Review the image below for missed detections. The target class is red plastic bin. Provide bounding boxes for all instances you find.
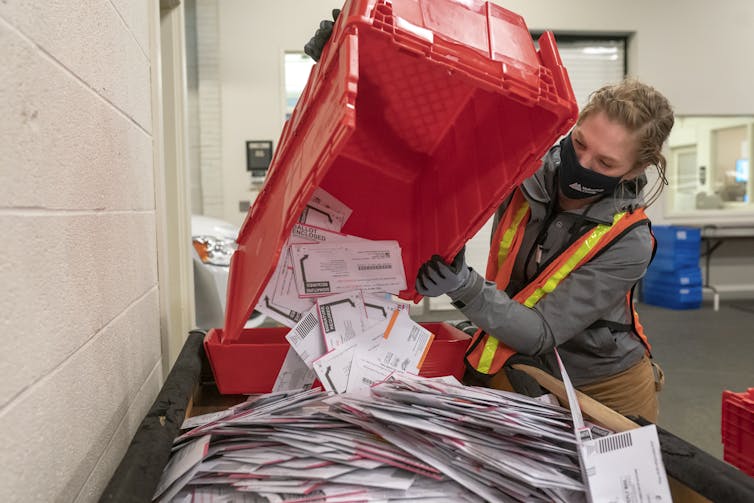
[722,388,754,477]
[205,0,578,394]
[205,322,470,394]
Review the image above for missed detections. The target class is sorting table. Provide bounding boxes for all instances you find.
[700,225,754,311]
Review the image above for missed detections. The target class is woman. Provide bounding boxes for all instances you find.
[303,15,674,420]
[416,80,674,421]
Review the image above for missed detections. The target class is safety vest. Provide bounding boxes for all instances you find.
[465,188,653,376]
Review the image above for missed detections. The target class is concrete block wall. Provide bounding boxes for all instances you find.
[196,0,225,219]
[0,1,162,501]
[185,0,204,215]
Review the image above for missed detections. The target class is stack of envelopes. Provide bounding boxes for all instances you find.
[255,187,407,328]
[252,189,439,394]
[155,373,590,502]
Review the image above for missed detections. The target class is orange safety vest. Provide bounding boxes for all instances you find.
[465,188,653,376]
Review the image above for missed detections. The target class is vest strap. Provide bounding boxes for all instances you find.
[588,319,633,333]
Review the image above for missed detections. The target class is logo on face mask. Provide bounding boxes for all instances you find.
[558,134,622,200]
[567,182,604,195]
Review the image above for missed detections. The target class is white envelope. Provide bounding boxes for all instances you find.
[358,310,435,374]
[256,244,315,327]
[285,305,327,367]
[345,357,396,393]
[300,187,353,231]
[579,425,672,502]
[554,349,672,502]
[362,293,408,329]
[309,187,352,214]
[153,434,211,500]
[290,223,366,245]
[330,467,416,490]
[271,248,315,310]
[289,241,407,297]
[312,341,358,394]
[317,291,367,350]
[272,347,316,392]
[257,224,367,326]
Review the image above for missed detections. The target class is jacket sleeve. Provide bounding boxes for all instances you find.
[448,224,653,355]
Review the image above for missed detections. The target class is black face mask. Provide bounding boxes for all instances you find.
[558,134,622,199]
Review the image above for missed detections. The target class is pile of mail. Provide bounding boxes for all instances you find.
[254,189,438,394]
[155,373,588,502]
[255,188,406,327]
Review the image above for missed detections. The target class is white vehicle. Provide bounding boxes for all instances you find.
[191,215,266,330]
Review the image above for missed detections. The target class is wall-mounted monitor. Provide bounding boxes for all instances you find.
[735,158,749,182]
[246,140,273,178]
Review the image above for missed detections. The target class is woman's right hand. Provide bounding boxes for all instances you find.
[304,9,341,62]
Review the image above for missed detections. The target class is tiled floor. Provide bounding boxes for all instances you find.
[640,301,754,460]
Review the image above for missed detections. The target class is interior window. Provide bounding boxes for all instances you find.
[713,126,749,204]
[667,117,753,216]
[551,37,626,108]
[284,52,316,121]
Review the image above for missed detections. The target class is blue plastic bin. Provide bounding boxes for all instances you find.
[643,282,703,310]
[650,226,701,272]
[644,266,702,288]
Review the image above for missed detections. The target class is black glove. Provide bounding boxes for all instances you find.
[415,246,470,297]
[503,353,547,397]
[452,320,479,337]
[304,9,341,62]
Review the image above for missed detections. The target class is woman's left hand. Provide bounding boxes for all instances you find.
[415,246,470,297]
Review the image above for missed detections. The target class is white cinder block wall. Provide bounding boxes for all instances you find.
[0,1,163,501]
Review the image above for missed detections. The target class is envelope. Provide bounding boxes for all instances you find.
[272,348,317,392]
[317,291,367,350]
[290,223,367,245]
[286,305,327,367]
[312,341,358,394]
[345,357,396,393]
[358,310,434,374]
[257,223,365,326]
[300,187,353,231]
[256,244,315,327]
[362,293,408,329]
[290,241,407,297]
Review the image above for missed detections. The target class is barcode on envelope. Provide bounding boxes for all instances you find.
[296,313,318,339]
[358,263,392,271]
[598,431,633,454]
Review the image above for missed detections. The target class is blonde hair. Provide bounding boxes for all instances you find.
[578,79,675,206]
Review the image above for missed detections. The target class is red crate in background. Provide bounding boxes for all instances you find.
[205,0,578,394]
[722,388,754,477]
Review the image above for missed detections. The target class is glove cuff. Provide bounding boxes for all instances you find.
[447,268,483,305]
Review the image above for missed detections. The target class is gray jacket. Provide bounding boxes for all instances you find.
[449,144,653,386]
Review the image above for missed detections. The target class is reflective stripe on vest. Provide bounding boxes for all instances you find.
[485,189,530,290]
[467,189,651,375]
[517,211,626,307]
[498,201,530,269]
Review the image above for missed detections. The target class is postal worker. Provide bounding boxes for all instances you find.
[415,80,674,422]
[305,9,674,422]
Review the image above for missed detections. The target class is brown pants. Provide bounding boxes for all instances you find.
[577,355,662,422]
[485,355,663,422]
